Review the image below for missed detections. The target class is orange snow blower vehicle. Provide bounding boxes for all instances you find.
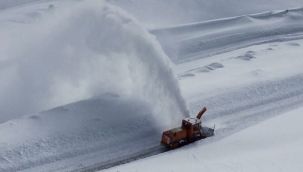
[161,107,214,149]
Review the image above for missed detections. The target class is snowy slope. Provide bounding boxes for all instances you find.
[103,28,303,172]
[1,32,303,172]
[1,0,303,171]
[153,8,303,62]
[2,0,303,28]
[109,0,303,27]
[177,39,303,143]
[177,39,303,100]
[105,106,303,172]
[0,95,161,172]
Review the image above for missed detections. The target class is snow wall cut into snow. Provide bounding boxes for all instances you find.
[0,0,188,127]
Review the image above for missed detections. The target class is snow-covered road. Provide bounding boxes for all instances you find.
[105,103,303,172]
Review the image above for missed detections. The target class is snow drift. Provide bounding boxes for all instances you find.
[0,0,188,125]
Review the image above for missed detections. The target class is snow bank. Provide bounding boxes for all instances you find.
[0,95,160,172]
[0,0,188,126]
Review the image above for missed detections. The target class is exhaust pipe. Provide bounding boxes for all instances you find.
[196,107,207,119]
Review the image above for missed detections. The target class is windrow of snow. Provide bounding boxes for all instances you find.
[0,0,188,125]
[153,8,303,63]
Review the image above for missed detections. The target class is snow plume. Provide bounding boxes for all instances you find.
[0,0,188,127]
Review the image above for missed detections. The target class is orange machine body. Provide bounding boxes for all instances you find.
[161,107,209,149]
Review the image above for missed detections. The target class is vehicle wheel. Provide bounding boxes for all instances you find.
[169,143,179,149]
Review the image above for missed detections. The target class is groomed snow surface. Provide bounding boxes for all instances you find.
[1,0,303,172]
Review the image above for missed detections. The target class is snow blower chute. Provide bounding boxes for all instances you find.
[161,107,214,149]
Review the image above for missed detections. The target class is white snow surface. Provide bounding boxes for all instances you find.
[1,29,303,172]
[1,0,303,172]
[153,7,303,62]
